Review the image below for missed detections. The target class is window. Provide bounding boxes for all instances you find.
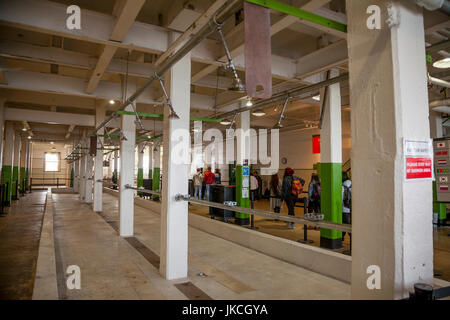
[45,152,60,172]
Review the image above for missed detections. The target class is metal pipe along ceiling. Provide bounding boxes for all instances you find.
[91,0,242,136]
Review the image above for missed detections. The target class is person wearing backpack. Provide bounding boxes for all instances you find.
[307,173,321,229]
[342,171,352,241]
[281,168,305,229]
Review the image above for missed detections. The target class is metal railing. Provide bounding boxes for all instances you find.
[175,194,352,233]
[30,177,71,190]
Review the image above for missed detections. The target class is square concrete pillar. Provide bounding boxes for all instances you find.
[160,51,191,280]
[347,0,433,299]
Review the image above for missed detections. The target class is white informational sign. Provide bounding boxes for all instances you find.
[242,176,249,188]
[403,139,434,181]
[242,187,249,199]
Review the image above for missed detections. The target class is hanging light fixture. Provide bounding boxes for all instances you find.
[252,109,266,117]
[246,99,253,107]
[312,95,320,101]
[214,15,245,92]
[220,119,231,126]
[433,57,450,69]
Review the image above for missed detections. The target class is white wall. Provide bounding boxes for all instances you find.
[30,142,70,187]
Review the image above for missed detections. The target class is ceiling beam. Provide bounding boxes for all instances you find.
[155,0,231,67]
[65,124,75,139]
[0,69,218,110]
[295,39,348,79]
[85,0,146,94]
[0,0,297,81]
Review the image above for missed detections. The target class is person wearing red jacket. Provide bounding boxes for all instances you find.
[203,167,215,201]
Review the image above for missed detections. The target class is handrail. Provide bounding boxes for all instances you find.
[176,195,351,233]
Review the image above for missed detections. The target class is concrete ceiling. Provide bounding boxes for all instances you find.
[0,0,447,145]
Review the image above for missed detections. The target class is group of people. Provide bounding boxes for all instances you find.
[193,167,221,201]
[268,167,352,233]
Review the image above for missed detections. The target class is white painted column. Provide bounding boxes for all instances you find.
[147,143,153,179]
[319,68,343,249]
[84,145,93,204]
[160,51,191,280]
[137,143,144,189]
[73,155,79,193]
[79,131,87,201]
[430,110,443,139]
[12,131,21,199]
[236,108,251,166]
[347,0,433,299]
[2,122,14,205]
[119,105,136,237]
[93,104,105,212]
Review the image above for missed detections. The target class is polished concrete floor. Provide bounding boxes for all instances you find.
[1,190,448,300]
[0,191,46,299]
[29,190,350,300]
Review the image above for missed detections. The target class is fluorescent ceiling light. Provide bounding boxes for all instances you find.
[433,57,450,69]
[220,119,231,125]
[312,95,320,101]
[252,109,266,117]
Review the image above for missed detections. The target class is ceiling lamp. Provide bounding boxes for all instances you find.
[27,136,31,139]
[229,77,245,92]
[50,141,54,144]
[109,100,115,105]
[433,57,450,69]
[246,99,253,107]
[252,109,266,117]
[312,95,320,101]
[22,128,27,131]
[220,119,231,126]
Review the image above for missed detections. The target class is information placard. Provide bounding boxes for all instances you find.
[404,139,433,181]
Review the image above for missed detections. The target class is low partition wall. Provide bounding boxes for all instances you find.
[103,187,352,283]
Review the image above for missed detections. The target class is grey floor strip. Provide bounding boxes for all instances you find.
[96,211,213,300]
[51,194,67,300]
[174,282,213,300]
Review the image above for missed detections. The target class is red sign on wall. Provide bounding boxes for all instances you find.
[405,157,432,180]
[312,135,320,154]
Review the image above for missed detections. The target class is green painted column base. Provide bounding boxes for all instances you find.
[20,167,25,193]
[433,181,447,225]
[112,171,118,190]
[152,168,160,201]
[235,165,250,226]
[320,162,343,250]
[12,166,19,200]
[1,165,12,206]
[25,168,29,191]
[137,168,143,196]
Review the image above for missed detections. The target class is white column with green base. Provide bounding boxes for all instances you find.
[12,132,21,200]
[319,68,343,249]
[2,122,14,205]
[0,99,5,182]
[235,107,251,225]
[119,104,136,237]
[160,48,191,280]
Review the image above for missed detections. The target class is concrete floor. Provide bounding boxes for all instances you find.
[1,190,448,299]
[29,190,351,300]
[0,191,46,299]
